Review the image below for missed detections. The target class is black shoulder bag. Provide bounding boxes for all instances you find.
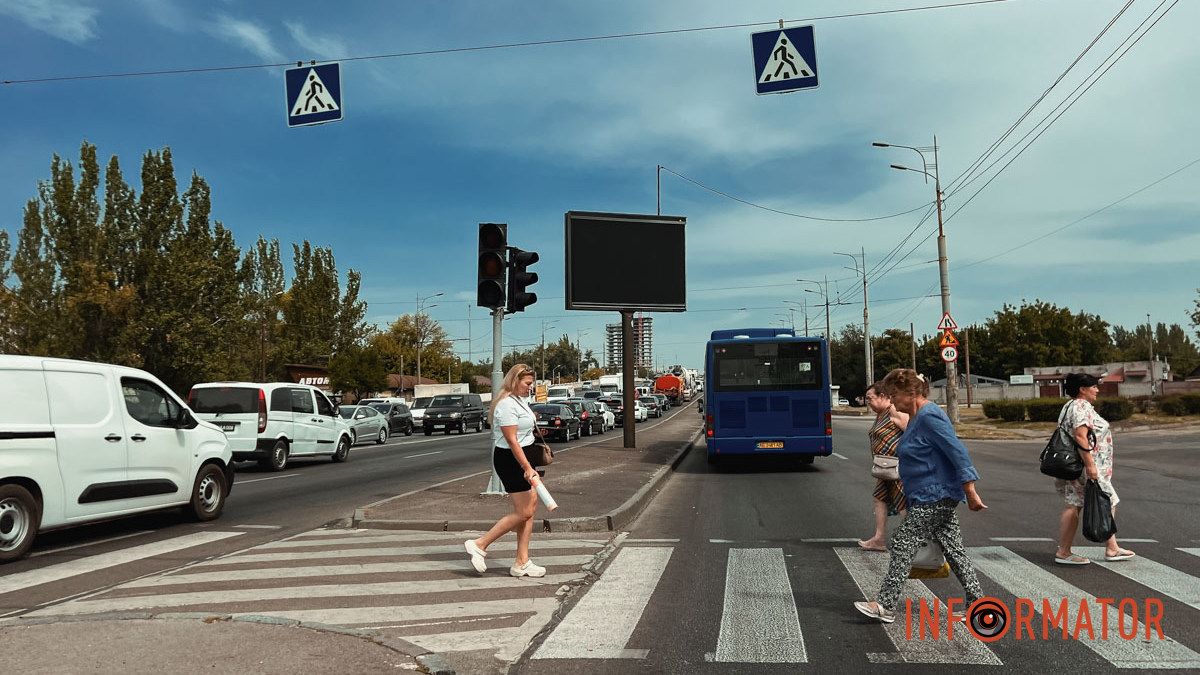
[1039,404,1087,480]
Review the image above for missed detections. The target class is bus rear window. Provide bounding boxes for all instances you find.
[713,342,822,392]
[190,387,258,414]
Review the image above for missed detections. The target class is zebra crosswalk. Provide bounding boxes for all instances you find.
[5,527,609,663]
[532,541,1200,669]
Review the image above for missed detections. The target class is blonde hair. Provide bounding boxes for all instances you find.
[489,363,536,423]
[881,368,930,399]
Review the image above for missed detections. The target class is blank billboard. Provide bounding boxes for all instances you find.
[565,211,686,311]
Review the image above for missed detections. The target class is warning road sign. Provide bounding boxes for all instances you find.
[939,331,959,348]
[937,312,958,331]
[751,26,819,95]
[286,63,342,128]
[941,346,958,363]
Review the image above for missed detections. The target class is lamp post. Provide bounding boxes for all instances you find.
[552,365,563,384]
[415,291,443,385]
[835,249,872,387]
[797,277,833,382]
[873,137,958,424]
[785,299,809,336]
[576,329,590,384]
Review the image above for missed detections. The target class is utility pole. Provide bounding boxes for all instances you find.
[836,249,872,388]
[491,308,503,396]
[910,322,917,371]
[964,327,973,407]
[1147,313,1155,396]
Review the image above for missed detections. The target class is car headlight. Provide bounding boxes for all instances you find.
[451,412,462,418]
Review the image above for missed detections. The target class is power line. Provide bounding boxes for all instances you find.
[659,166,933,223]
[3,0,1023,85]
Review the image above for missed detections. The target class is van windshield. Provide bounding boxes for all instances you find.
[548,388,569,397]
[412,397,433,408]
[190,387,258,414]
[430,395,464,407]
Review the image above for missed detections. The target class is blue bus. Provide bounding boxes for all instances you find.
[703,328,832,464]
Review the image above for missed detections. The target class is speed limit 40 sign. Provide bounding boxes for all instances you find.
[941,345,959,363]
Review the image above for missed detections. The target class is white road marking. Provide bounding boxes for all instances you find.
[29,573,584,618]
[402,451,443,459]
[832,452,849,460]
[0,531,244,596]
[710,548,806,663]
[260,532,607,549]
[236,473,300,485]
[1181,548,1200,558]
[834,548,1001,665]
[970,546,1200,669]
[232,524,283,530]
[122,554,596,586]
[1076,547,1200,612]
[624,538,680,543]
[989,537,1054,542]
[205,539,604,565]
[30,530,153,558]
[534,546,674,660]
[231,596,558,628]
[1116,538,1159,543]
[801,538,860,543]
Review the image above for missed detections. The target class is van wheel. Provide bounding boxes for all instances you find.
[188,465,226,522]
[474,419,483,433]
[0,484,41,563]
[332,436,351,463]
[404,424,413,437]
[260,440,289,472]
[376,427,388,444]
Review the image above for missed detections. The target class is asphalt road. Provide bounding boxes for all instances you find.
[516,418,1200,673]
[0,404,693,618]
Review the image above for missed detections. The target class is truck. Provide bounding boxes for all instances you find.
[654,374,685,403]
[414,383,469,399]
[598,374,622,395]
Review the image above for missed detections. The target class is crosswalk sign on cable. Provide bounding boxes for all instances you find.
[751,25,819,95]
[285,62,343,128]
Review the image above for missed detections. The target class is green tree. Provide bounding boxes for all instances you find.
[278,241,369,369]
[370,313,454,382]
[329,345,388,401]
[872,328,916,380]
[829,325,866,401]
[1115,322,1200,378]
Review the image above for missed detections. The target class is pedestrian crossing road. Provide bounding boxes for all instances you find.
[6,526,1200,671]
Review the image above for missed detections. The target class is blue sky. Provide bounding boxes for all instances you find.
[2,0,1197,373]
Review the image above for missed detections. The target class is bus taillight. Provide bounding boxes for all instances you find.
[824,411,832,436]
[705,414,714,438]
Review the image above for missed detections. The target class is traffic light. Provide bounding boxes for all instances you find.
[477,223,507,309]
[507,248,539,313]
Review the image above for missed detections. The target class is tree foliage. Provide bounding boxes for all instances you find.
[329,345,388,401]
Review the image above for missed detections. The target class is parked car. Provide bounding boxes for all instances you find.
[422,393,486,435]
[593,401,617,430]
[639,396,662,418]
[189,381,353,471]
[562,399,605,436]
[409,397,434,426]
[338,405,389,445]
[531,403,581,441]
[1,356,235,562]
[838,398,850,407]
[653,393,671,411]
[367,401,414,436]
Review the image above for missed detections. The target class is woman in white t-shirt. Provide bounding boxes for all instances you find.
[463,364,548,578]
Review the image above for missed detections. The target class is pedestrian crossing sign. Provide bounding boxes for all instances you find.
[286,62,343,128]
[751,25,819,95]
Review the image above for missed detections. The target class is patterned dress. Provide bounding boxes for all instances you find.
[870,411,907,515]
[1054,398,1119,508]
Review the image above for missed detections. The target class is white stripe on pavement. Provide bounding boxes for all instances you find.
[989,537,1054,542]
[834,548,1001,665]
[800,538,860,543]
[122,554,597,587]
[970,546,1200,669]
[1181,548,1200,559]
[0,531,244,596]
[402,451,443,459]
[26,573,584,618]
[236,473,300,485]
[231,596,558,627]
[259,532,608,549]
[30,531,154,558]
[1076,547,1200,612]
[832,452,849,460]
[206,539,605,565]
[534,546,674,660]
[232,524,283,530]
[710,548,806,663]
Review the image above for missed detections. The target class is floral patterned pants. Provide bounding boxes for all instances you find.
[877,499,984,612]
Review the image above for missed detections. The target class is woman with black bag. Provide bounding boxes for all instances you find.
[464,364,550,578]
[1054,373,1134,565]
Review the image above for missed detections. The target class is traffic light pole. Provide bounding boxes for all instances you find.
[491,308,504,396]
[622,310,636,449]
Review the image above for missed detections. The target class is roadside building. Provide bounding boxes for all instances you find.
[928,359,1170,403]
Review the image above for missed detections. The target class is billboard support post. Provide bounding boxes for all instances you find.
[622,310,636,449]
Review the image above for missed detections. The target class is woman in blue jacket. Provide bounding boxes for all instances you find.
[854,368,988,623]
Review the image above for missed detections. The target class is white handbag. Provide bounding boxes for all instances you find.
[871,455,899,481]
[909,539,949,579]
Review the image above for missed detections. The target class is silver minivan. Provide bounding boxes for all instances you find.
[188,382,353,471]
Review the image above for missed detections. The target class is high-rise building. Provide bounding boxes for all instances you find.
[605,316,653,370]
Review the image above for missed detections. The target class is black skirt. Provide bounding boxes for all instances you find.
[493,445,537,493]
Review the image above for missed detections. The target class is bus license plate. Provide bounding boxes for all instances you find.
[757,441,784,449]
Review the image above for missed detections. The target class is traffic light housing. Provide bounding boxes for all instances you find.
[507,248,539,313]
[477,223,507,309]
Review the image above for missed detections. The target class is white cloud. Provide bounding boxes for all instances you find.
[285,21,347,60]
[0,0,99,44]
[208,14,281,61]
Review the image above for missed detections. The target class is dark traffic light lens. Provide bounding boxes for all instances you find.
[479,252,505,278]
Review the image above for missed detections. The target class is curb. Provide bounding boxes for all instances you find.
[352,429,701,533]
[0,611,446,671]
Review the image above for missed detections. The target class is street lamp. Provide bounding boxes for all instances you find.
[874,136,959,424]
[552,365,563,384]
[415,291,443,384]
[784,299,809,336]
[835,249,872,387]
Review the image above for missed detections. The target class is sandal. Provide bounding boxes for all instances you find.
[1104,549,1136,562]
[857,540,887,552]
[1054,553,1090,565]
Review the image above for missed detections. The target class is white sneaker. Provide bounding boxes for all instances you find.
[464,540,487,574]
[510,560,547,578]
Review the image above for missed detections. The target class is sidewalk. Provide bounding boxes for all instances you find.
[1,615,449,674]
[354,407,703,533]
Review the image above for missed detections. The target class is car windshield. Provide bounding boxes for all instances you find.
[532,404,561,414]
[189,387,258,414]
[369,403,391,413]
[412,397,433,408]
[430,395,464,407]
[338,407,357,419]
[640,397,656,404]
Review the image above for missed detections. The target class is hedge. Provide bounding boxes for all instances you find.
[982,399,1027,422]
[982,400,1004,419]
[1158,396,1189,416]
[1026,398,1065,422]
[1181,393,1200,415]
[1094,397,1134,421]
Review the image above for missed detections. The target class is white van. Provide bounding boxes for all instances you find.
[0,356,235,563]
[188,382,353,471]
[546,386,574,402]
